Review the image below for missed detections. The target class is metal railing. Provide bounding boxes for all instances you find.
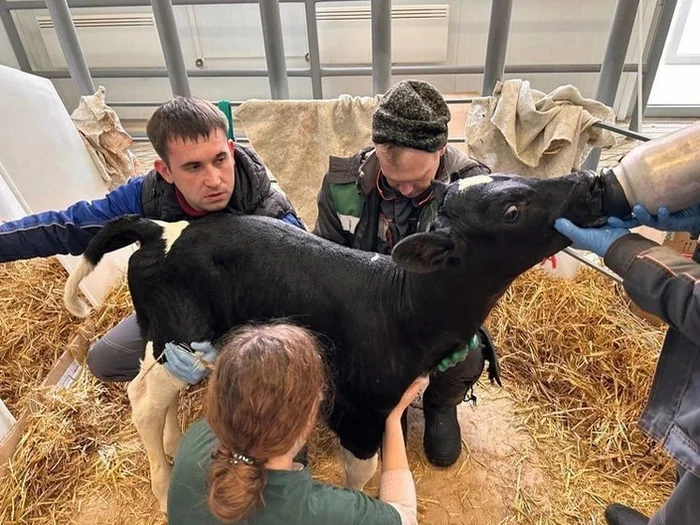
[122,96,651,146]
[0,0,679,163]
[2,0,675,283]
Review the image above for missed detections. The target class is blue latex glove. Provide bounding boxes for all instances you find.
[162,341,218,384]
[608,204,700,233]
[554,218,629,257]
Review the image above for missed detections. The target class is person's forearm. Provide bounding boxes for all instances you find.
[606,234,700,340]
[380,414,416,524]
[382,470,417,525]
[382,414,409,472]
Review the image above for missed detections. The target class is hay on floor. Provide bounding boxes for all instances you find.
[0,259,78,415]
[0,370,157,525]
[0,267,148,525]
[0,262,209,524]
[486,267,674,523]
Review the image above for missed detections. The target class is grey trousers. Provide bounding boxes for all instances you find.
[87,312,144,382]
[649,466,700,525]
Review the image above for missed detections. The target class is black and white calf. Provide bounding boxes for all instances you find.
[64,171,607,511]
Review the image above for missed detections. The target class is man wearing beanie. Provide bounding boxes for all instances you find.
[313,79,501,468]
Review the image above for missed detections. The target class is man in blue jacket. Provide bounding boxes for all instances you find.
[0,96,302,383]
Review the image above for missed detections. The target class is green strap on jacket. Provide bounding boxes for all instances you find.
[329,181,438,236]
[329,182,365,225]
[437,335,480,372]
[216,100,236,141]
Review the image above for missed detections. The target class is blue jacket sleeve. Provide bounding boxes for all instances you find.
[0,176,144,262]
[281,211,305,230]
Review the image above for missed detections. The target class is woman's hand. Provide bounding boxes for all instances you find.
[388,376,429,421]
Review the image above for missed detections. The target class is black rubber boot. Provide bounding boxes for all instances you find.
[422,402,462,467]
[604,504,650,525]
[423,326,500,467]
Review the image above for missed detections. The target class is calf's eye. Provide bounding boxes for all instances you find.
[504,205,519,223]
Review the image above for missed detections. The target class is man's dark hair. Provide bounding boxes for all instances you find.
[146,97,228,163]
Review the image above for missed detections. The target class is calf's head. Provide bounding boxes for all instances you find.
[392,171,607,278]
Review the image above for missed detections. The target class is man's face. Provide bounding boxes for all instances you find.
[154,129,235,213]
[375,145,445,199]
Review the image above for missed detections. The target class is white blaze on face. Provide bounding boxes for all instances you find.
[153,220,189,255]
[458,175,494,191]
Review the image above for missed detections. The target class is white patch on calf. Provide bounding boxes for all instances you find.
[63,257,95,317]
[458,175,494,191]
[128,341,186,512]
[371,254,381,262]
[153,220,189,256]
[340,446,378,489]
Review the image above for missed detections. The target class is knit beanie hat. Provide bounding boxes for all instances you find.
[372,79,451,152]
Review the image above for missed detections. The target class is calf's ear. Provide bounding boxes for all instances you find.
[392,232,455,273]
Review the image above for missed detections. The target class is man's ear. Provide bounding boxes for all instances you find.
[430,179,449,205]
[154,159,174,184]
[392,231,455,273]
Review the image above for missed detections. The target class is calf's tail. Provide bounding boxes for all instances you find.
[63,215,163,317]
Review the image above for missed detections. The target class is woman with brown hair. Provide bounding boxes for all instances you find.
[168,323,425,524]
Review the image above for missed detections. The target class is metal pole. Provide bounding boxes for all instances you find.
[6,0,446,7]
[481,0,513,96]
[322,63,642,77]
[259,0,289,99]
[629,0,678,131]
[304,0,322,98]
[595,0,642,106]
[583,0,640,171]
[449,119,652,145]
[110,100,245,107]
[563,248,623,284]
[0,4,32,71]
[151,0,191,97]
[44,0,95,95]
[592,121,651,142]
[371,0,391,95]
[34,67,311,78]
[30,61,643,81]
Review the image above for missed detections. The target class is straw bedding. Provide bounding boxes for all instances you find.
[0,259,77,415]
[0,258,674,524]
[486,267,673,523]
[0,261,210,524]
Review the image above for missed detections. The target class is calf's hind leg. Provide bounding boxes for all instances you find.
[163,396,182,458]
[127,342,185,513]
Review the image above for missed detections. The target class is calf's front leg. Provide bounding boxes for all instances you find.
[340,446,378,490]
[127,342,185,513]
[331,406,384,490]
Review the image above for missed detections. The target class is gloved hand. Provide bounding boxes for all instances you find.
[554,218,630,257]
[437,334,480,372]
[608,204,700,233]
[163,341,218,384]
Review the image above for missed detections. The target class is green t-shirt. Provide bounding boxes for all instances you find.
[168,420,401,525]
